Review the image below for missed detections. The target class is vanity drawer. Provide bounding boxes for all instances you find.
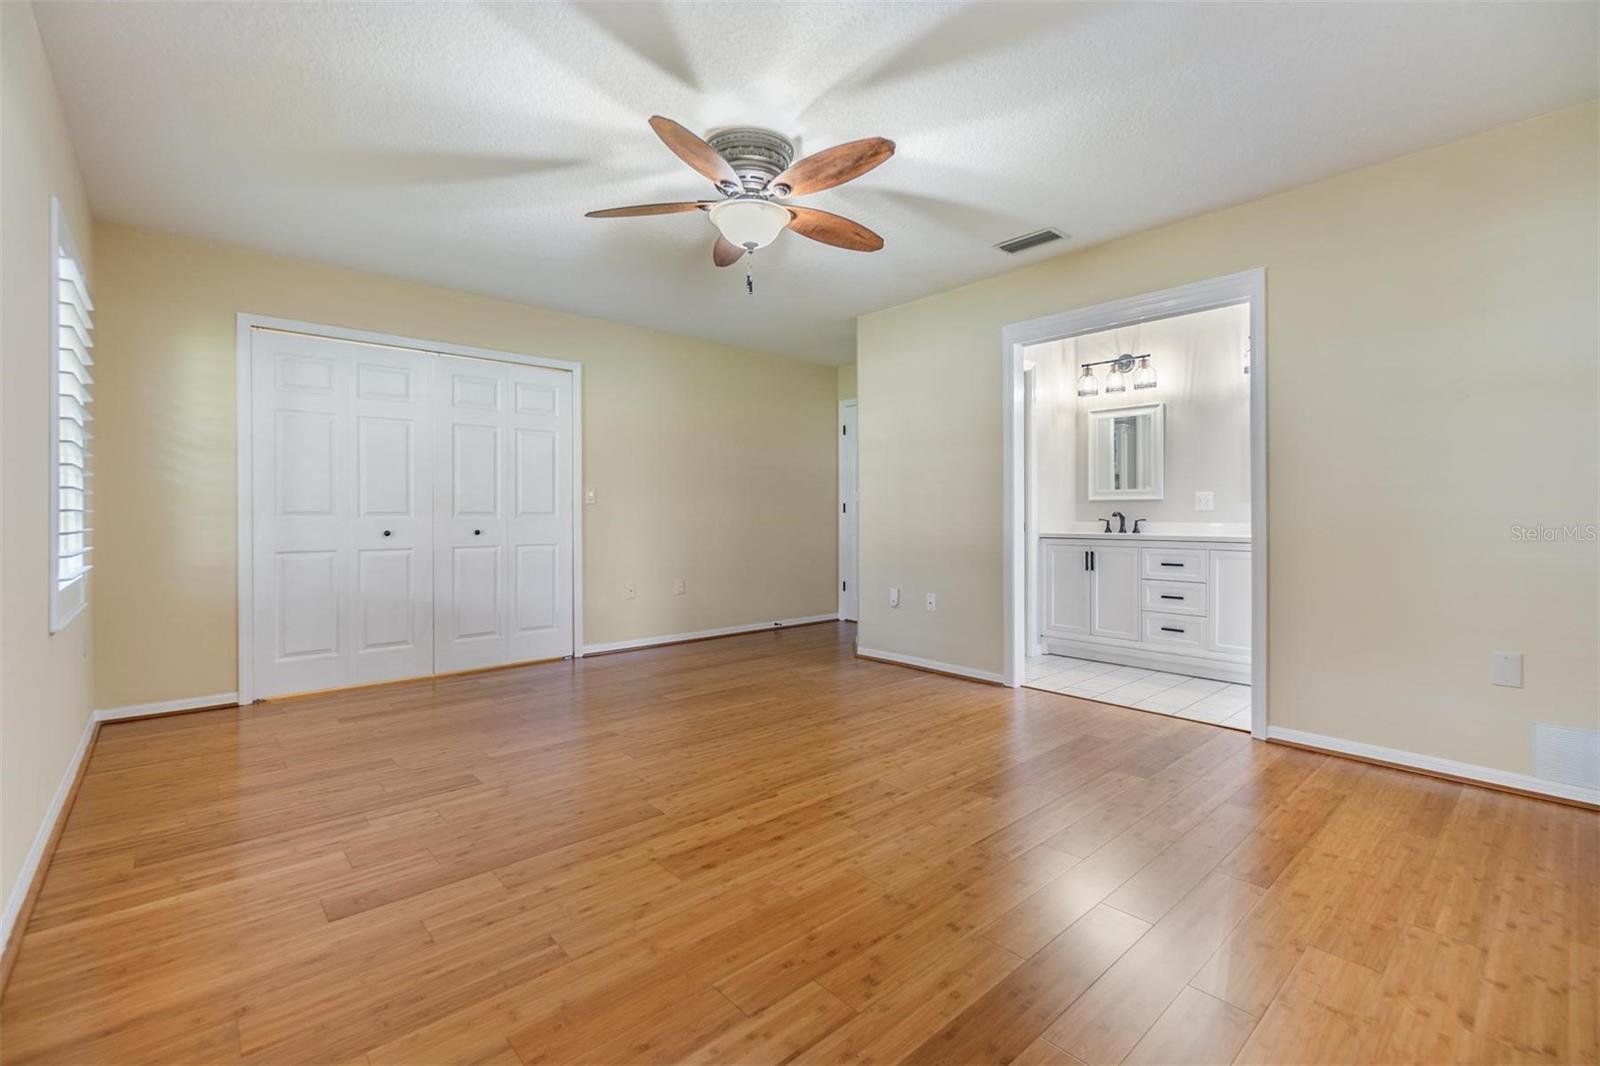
[1142,580,1206,616]
[1143,611,1204,648]
[1141,548,1206,582]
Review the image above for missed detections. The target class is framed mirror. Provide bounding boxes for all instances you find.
[1087,402,1165,500]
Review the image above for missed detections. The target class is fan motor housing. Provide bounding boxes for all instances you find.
[707,127,795,193]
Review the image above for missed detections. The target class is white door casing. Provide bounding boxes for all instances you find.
[838,400,858,621]
[251,331,435,698]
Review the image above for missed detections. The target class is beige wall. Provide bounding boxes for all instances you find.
[91,223,838,710]
[1,1,96,918]
[858,104,1598,779]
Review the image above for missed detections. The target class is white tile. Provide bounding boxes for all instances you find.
[1219,707,1252,731]
[1182,686,1253,721]
[1094,674,1187,705]
[1069,666,1155,695]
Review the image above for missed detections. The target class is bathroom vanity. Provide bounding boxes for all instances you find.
[1037,532,1251,683]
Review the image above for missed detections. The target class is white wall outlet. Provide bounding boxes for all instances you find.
[674,578,686,595]
[888,587,900,608]
[1194,491,1215,512]
[584,488,597,505]
[1490,651,1523,688]
[925,592,937,611]
[624,582,636,600]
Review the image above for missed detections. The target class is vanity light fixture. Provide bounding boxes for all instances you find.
[1077,353,1151,397]
[1132,354,1158,390]
[1076,363,1100,397]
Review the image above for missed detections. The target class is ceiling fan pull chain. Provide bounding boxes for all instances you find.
[746,258,754,295]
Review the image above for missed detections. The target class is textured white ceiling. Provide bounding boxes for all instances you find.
[35,1,1598,364]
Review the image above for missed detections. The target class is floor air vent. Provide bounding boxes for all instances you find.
[996,228,1065,254]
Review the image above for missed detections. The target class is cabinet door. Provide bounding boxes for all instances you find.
[1208,549,1252,656]
[1041,540,1091,638]
[1089,545,1141,640]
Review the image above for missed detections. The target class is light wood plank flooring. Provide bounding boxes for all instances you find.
[2,622,1594,1064]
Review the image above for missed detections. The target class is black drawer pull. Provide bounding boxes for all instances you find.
[1159,561,1185,568]
[1159,594,1183,600]
[1160,626,1186,633]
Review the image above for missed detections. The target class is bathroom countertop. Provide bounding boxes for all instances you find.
[1038,530,1252,544]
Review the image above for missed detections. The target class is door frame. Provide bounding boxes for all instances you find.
[837,399,858,621]
[234,313,584,705]
[1000,269,1268,739]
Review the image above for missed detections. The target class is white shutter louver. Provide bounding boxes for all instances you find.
[50,199,92,631]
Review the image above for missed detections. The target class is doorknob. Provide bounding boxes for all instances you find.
[383,530,392,537]
[473,529,482,536]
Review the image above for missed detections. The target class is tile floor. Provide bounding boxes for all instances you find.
[1024,654,1252,731]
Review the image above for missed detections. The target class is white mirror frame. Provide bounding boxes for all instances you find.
[1086,401,1165,501]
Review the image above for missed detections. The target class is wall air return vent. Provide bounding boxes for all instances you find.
[996,228,1065,254]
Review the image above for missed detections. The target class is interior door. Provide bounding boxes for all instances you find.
[251,330,434,698]
[506,362,573,662]
[434,356,510,673]
[1041,540,1091,638]
[838,401,858,621]
[1089,544,1141,640]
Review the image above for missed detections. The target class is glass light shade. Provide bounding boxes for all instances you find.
[708,199,790,251]
[1132,355,1158,390]
[1103,368,1127,393]
[1076,366,1099,397]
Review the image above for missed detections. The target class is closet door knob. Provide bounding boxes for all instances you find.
[473,529,482,536]
[383,530,392,537]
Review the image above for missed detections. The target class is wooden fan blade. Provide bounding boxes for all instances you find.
[785,206,884,252]
[769,137,894,197]
[585,201,713,218]
[712,236,746,267]
[649,116,741,189]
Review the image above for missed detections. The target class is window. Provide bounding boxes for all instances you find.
[50,198,93,632]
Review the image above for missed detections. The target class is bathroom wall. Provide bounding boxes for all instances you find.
[1070,303,1251,527]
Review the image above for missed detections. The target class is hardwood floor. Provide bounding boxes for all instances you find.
[2,622,1594,1065]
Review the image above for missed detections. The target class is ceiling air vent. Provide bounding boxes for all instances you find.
[996,228,1065,255]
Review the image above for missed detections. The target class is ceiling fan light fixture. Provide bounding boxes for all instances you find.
[709,198,791,251]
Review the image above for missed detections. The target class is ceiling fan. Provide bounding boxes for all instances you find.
[585,116,894,287]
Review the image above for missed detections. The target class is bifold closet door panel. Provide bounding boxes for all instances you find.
[434,356,512,672]
[505,363,573,663]
[251,331,435,698]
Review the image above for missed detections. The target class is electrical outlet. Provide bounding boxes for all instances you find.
[585,488,597,505]
[925,592,937,611]
[1194,491,1215,512]
[1490,651,1523,688]
[624,582,636,600]
[674,578,686,595]
[888,587,900,608]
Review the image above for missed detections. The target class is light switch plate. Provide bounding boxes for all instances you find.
[925,592,937,611]
[1194,491,1215,512]
[585,488,597,505]
[674,578,686,595]
[1490,651,1523,687]
[888,587,900,608]
[624,582,636,600]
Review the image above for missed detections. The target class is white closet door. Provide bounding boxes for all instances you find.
[252,330,434,698]
[506,363,573,663]
[348,345,434,685]
[434,356,511,672]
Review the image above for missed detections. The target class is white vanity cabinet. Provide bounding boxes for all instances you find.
[1038,535,1251,683]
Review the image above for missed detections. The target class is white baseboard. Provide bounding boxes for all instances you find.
[95,692,239,723]
[582,615,839,656]
[856,646,1006,685]
[2,714,96,951]
[1266,726,1598,807]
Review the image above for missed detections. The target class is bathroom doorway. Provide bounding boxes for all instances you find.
[1001,271,1266,737]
